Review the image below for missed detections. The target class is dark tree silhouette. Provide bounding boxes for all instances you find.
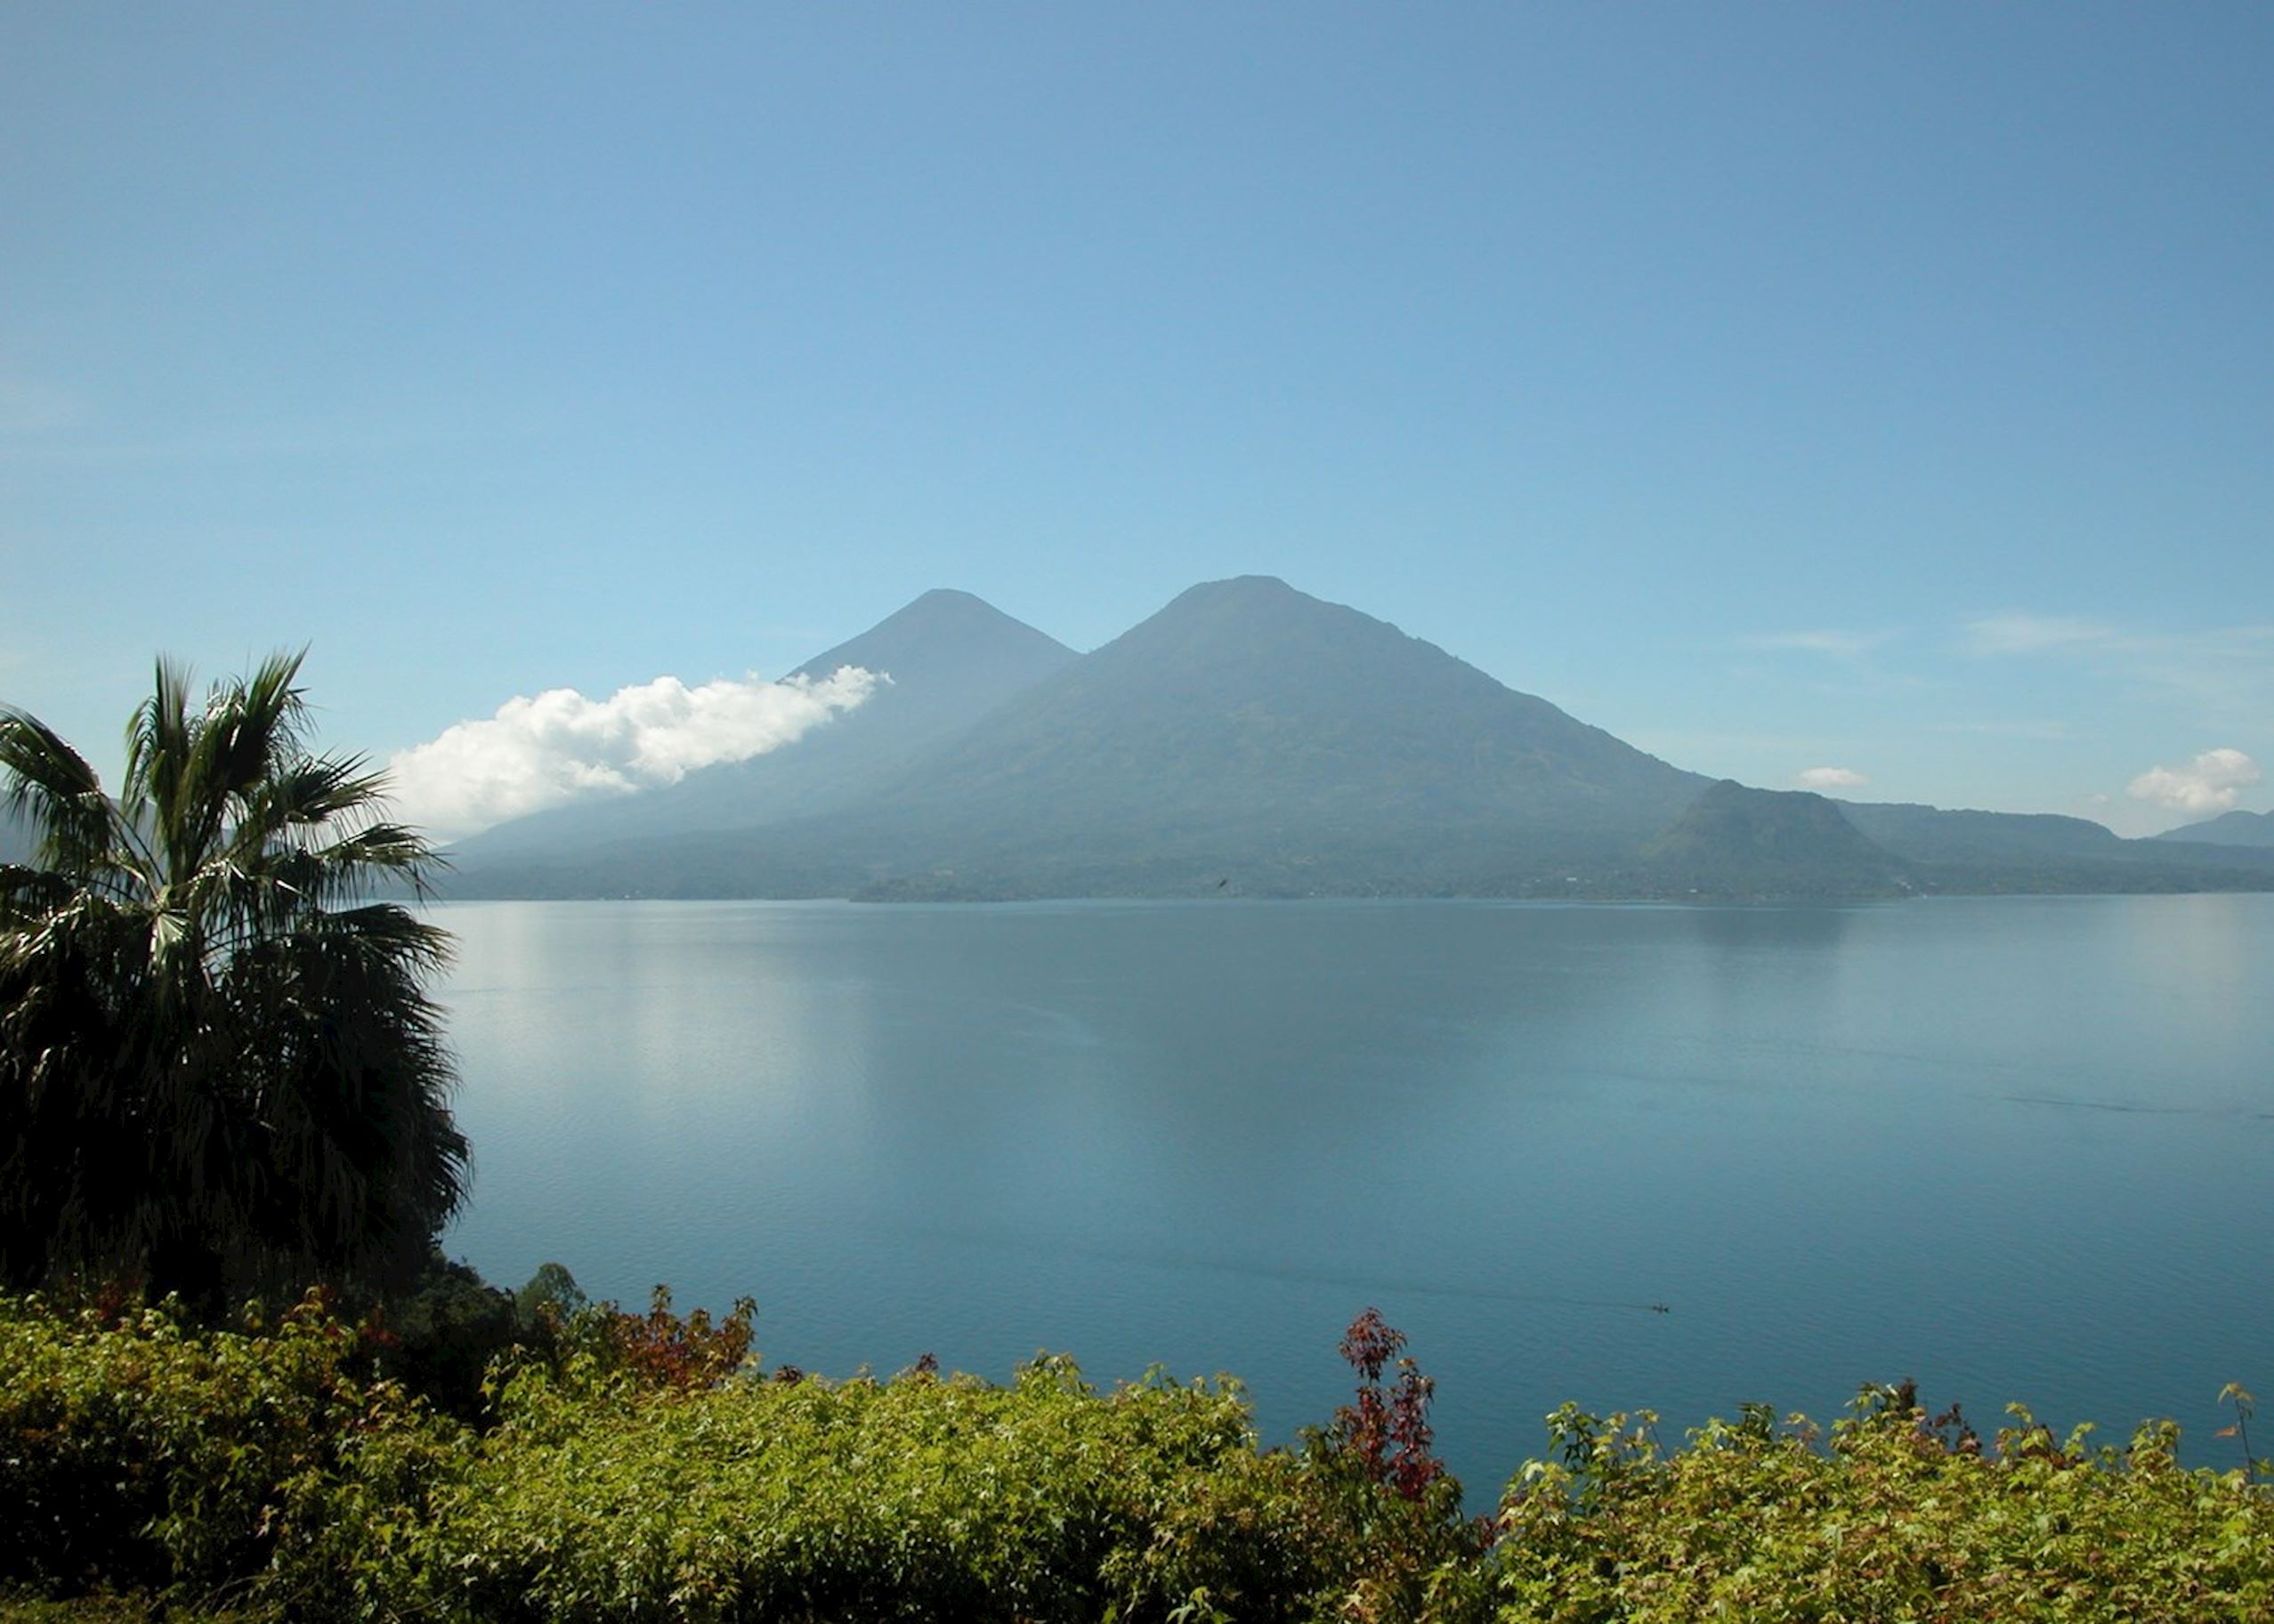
[0,651,466,1307]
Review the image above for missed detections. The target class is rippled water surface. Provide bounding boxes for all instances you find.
[436,894,2274,1494]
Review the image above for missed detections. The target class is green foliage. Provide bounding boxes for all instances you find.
[15,1289,2270,1624]
[514,1259,588,1325]
[0,1292,1406,1622]
[0,1597,252,1623]
[372,1353,1338,1623]
[1489,1386,2274,1621]
[363,1250,525,1421]
[0,1291,455,1607]
[0,652,465,1307]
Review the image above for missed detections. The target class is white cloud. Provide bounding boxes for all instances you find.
[1962,613,2115,656]
[386,666,885,838]
[1795,766,1868,790]
[2125,747,2261,816]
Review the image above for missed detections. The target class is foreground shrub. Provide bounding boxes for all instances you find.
[1491,1386,2274,1621]
[0,1293,452,1603]
[369,1352,1337,1623]
[1299,1309,1494,1622]
[0,1292,1412,1621]
[357,1250,526,1421]
[23,1289,2269,1623]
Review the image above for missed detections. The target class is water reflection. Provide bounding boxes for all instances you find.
[433,895,2274,1497]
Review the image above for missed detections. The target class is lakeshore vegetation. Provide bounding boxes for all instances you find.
[4,1284,2274,1622]
[6,661,2274,1620]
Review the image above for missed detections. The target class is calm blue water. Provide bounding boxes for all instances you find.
[434,894,2274,1497]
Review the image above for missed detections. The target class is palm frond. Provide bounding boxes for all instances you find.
[0,863,77,922]
[0,708,129,878]
[124,655,193,819]
[303,822,449,897]
[5,651,466,1304]
[206,648,312,807]
[230,753,394,872]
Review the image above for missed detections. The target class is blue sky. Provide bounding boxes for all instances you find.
[4,3,2269,836]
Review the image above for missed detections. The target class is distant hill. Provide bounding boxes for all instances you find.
[1835,800,2274,893]
[448,589,1075,871]
[1642,781,1914,898]
[441,577,2274,903]
[1840,803,2127,865]
[2154,808,2274,847]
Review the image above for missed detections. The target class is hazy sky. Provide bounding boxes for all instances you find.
[4,4,2269,836]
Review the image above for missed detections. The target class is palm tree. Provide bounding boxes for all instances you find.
[0,651,467,1307]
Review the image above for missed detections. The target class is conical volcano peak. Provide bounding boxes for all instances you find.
[789,589,1072,683]
[1107,574,1397,663]
[898,586,1001,619]
[1160,574,1311,614]
[1191,573,1298,595]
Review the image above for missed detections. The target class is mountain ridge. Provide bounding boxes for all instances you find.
[2153,808,2274,847]
[854,574,1705,845]
[440,578,2274,902]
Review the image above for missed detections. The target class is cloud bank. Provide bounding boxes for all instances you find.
[388,666,885,838]
[2125,747,2261,816]
[1795,766,1868,789]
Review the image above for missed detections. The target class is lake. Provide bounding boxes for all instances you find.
[434,893,2274,1496]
